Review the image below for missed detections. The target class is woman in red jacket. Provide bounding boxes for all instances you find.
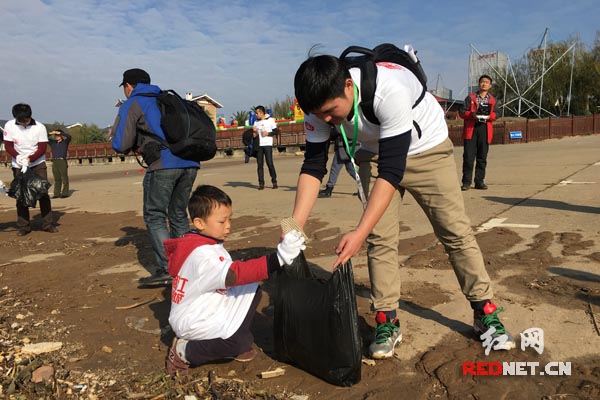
[459,75,496,191]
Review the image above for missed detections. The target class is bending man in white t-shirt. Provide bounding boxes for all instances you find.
[252,105,278,190]
[2,103,57,236]
[292,52,515,360]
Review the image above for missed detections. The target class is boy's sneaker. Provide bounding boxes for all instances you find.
[473,301,516,350]
[369,311,402,359]
[234,348,258,362]
[224,347,258,362]
[166,338,190,377]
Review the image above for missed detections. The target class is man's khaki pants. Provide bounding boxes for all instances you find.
[52,158,69,198]
[356,138,493,312]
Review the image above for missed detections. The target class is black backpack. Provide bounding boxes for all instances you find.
[340,43,428,126]
[136,90,217,162]
[242,128,259,158]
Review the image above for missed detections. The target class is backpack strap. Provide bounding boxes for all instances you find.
[130,91,170,148]
[340,46,379,125]
[413,88,426,109]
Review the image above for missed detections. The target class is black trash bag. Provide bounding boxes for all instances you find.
[8,169,51,208]
[273,252,362,386]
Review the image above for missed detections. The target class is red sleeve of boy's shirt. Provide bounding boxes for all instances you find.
[227,256,269,286]
[3,141,18,158]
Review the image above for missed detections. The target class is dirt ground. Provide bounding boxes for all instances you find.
[1,136,599,399]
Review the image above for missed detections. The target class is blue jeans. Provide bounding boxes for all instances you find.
[326,151,355,188]
[143,168,198,271]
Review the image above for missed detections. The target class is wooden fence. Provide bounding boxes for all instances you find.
[1,115,599,165]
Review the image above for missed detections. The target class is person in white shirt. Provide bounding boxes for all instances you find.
[252,106,278,190]
[2,103,57,236]
[164,185,305,376]
[292,52,515,360]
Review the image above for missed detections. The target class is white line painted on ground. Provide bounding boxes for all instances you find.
[558,180,596,186]
[477,217,540,232]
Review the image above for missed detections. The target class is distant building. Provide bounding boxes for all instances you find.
[114,93,223,126]
[186,93,223,126]
[469,51,508,93]
[430,86,453,100]
[430,93,464,120]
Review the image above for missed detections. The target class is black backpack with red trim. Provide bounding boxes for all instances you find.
[340,43,428,126]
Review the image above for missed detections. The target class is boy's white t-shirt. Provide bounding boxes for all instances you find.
[303,63,448,156]
[253,117,277,147]
[168,243,258,341]
[3,119,48,168]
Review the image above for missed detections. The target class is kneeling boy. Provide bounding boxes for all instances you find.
[165,185,305,376]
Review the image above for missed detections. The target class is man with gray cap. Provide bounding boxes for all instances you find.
[112,68,199,286]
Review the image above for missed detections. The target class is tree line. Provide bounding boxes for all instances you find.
[491,32,600,118]
[45,123,110,145]
[231,95,296,127]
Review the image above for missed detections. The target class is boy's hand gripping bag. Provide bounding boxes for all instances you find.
[273,252,362,386]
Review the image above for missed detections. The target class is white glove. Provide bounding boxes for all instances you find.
[277,230,306,266]
[16,154,30,167]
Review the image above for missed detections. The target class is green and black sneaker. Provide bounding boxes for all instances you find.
[473,301,516,350]
[368,311,402,359]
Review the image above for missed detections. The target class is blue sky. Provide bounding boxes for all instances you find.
[0,0,597,127]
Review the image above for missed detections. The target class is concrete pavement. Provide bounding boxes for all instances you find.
[1,134,598,362]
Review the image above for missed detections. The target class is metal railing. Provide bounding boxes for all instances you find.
[2,115,598,164]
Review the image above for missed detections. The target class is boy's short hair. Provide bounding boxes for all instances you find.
[188,185,232,220]
[294,55,350,114]
[255,105,266,114]
[12,103,32,122]
[479,74,493,84]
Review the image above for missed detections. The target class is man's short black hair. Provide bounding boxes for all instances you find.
[188,185,232,221]
[12,103,32,122]
[479,74,493,84]
[294,55,350,114]
[255,105,266,114]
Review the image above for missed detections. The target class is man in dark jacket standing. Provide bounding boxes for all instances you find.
[112,69,199,286]
[459,74,496,191]
[48,129,72,198]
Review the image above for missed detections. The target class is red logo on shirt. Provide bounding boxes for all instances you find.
[304,121,315,131]
[219,256,225,262]
[172,276,189,304]
[376,62,403,70]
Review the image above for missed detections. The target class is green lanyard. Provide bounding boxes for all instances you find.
[338,84,359,159]
[338,83,367,210]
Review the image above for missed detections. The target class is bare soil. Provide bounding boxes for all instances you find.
[1,209,599,399]
[1,140,600,400]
